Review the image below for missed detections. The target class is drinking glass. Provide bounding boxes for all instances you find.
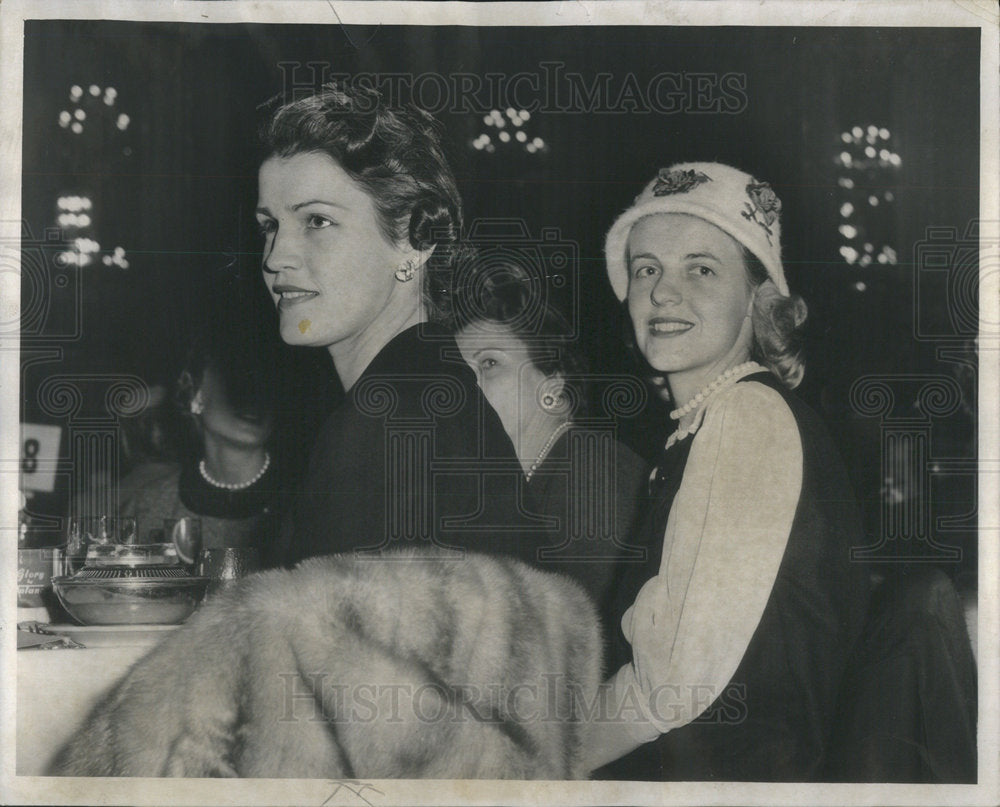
[112,516,138,545]
[166,518,202,566]
[64,517,96,573]
[198,547,261,595]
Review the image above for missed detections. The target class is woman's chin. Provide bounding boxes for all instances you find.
[642,353,684,375]
[278,320,323,348]
[219,438,270,455]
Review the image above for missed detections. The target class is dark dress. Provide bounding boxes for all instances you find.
[598,372,871,781]
[276,323,539,567]
[524,426,650,659]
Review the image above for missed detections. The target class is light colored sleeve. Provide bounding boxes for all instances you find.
[608,381,803,739]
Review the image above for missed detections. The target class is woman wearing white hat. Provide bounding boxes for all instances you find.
[588,164,871,780]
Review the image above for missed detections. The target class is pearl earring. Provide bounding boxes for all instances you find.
[394,260,416,283]
[190,395,204,415]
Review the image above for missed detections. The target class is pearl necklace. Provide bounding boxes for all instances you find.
[669,362,765,421]
[662,362,767,452]
[199,451,270,491]
[525,422,572,482]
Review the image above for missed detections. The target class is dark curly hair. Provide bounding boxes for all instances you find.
[453,250,590,416]
[258,82,463,325]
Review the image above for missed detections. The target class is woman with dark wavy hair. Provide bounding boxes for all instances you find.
[587,163,871,781]
[453,257,649,643]
[256,83,530,564]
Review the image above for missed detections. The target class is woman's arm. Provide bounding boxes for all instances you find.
[586,381,803,771]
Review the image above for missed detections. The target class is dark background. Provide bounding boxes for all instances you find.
[19,22,980,573]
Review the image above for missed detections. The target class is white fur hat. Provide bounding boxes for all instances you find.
[604,162,788,301]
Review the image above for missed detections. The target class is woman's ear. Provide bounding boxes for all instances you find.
[753,277,778,300]
[539,373,570,415]
[548,372,567,398]
[394,244,436,283]
[410,242,437,270]
[176,370,197,411]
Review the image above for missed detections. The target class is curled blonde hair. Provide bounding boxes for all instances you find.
[743,249,808,389]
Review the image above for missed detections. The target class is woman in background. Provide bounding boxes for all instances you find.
[587,163,870,780]
[118,328,280,553]
[454,259,649,640]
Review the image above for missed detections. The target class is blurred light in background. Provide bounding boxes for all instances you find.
[61,84,132,138]
[57,196,92,212]
[469,109,548,159]
[58,237,101,267]
[836,124,901,266]
[102,246,129,269]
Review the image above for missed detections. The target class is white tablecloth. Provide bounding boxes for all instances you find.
[16,623,175,776]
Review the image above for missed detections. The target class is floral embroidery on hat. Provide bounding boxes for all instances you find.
[741,181,782,244]
[652,168,712,196]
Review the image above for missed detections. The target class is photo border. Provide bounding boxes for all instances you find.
[1,1,997,805]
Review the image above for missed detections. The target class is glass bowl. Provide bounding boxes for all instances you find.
[52,567,209,625]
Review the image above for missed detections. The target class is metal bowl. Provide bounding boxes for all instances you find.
[52,568,210,626]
